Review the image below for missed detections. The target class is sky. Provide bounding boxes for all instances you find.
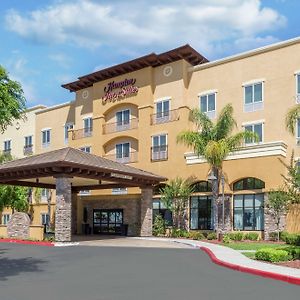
[0,0,299,107]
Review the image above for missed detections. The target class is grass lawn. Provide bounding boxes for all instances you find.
[223,242,284,251]
[241,252,256,259]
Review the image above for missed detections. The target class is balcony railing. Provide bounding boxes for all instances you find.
[150,109,179,125]
[151,146,168,161]
[103,118,138,134]
[71,127,93,140]
[24,145,33,156]
[103,151,138,164]
[2,149,11,156]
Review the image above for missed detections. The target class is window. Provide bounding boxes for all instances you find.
[24,136,33,147]
[244,82,263,112]
[151,134,167,161]
[112,188,128,195]
[41,189,50,202]
[41,213,50,225]
[116,109,130,131]
[156,99,170,122]
[190,196,212,230]
[42,129,51,147]
[64,123,74,143]
[116,142,130,163]
[4,140,11,153]
[234,194,264,231]
[244,123,263,144]
[297,119,300,145]
[191,181,212,193]
[83,117,93,137]
[200,93,216,119]
[233,178,265,191]
[296,73,300,102]
[153,199,172,226]
[2,214,11,225]
[80,146,91,153]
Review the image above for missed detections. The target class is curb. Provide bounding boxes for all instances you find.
[0,238,54,247]
[200,246,300,286]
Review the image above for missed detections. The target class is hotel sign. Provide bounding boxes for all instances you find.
[102,78,138,104]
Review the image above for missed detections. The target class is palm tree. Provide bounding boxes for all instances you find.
[177,104,258,232]
[285,105,300,135]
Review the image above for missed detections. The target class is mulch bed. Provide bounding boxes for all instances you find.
[276,260,300,269]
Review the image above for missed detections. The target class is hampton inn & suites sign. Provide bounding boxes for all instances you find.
[102,78,138,104]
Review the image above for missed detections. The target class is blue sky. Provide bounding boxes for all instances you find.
[0,0,299,107]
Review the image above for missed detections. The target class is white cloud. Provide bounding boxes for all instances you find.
[5,0,286,57]
[49,53,72,68]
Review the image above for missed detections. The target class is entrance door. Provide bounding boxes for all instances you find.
[93,209,123,234]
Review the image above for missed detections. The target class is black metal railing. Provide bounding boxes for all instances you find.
[103,118,138,134]
[71,127,93,140]
[23,145,33,156]
[150,109,179,125]
[103,151,138,164]
[151,146,168,161]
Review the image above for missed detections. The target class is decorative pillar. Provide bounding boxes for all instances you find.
[71,192,77,235]
[140,187,153,236]
[55,177,72,242]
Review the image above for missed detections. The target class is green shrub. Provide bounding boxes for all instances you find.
[153,215,166,236]
[285,233,300,246]
[222,234,231,244]
[268,232,278,241]
[207,232,217,240]
[279,231,289,242]
[228,232,244,241]
[255,248,292,262]
[188,231,205,240]
[244,232,259,241]
[170,228,189,238]
[201,231,209,238]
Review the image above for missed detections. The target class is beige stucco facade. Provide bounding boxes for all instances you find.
[1,38,300,236]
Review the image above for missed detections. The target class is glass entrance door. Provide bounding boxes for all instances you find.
[93,209,123,234]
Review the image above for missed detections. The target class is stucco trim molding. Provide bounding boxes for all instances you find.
[184,141,287,165]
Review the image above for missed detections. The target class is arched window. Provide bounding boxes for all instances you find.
[191,181,212,193]
[233,177,265,191]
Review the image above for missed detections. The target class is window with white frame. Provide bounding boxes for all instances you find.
[80,146,91,153]
[156,99,170,121]
[4,140,11,153]
[24,136,33,147]
[83,117,93,136]
[64,123,74,143]
[244,123,263,145]
[116,143,130,163]
[200,93,216,119]
[296,73,300,103]
[2,214,11,225]
[41,189,50,202]
[41,213,50,225]
[116,109,130,130]
[151,134,167,161]
[244,82,263,112]
[41,129,51,147]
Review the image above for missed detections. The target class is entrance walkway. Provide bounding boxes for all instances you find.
[72,235,192,248]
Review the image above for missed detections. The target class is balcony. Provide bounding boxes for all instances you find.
[24,145,33,156]
[151,146,168,161]
[2,149,11,156]
[103,151,138,164]
[150,109,179,125]
[71,127,93,140]
[103,118,138,134]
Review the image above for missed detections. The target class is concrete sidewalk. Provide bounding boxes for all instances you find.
[136,237,300,285]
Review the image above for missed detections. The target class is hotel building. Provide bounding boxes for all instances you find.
[1,37,300,238]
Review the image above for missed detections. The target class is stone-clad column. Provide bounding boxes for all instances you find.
[55,177,72,242]
[140,187,153,236]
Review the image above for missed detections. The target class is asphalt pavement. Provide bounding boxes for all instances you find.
[0,243,299,300]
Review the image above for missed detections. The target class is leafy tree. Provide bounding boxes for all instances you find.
[267,189,290,241]
[285,105,300,135]
[177,104,258,231]
[160,177,194,230]
[0,65,26,133]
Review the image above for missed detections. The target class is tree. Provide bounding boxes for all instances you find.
[177,104,258,232]
[267,189,290,241]
[285,105,300,135]
[160,177,194,230]
[0,65,26,132]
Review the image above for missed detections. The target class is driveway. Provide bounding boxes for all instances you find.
[0,243,299,300]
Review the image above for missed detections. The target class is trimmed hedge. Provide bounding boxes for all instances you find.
[188,231,205,240]
[244,232,259,241]
[285,233,300,246]
[207,232,217,240]
[255,248,292,262]
[228,232,244,241]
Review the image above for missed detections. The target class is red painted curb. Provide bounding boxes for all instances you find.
[200,246,300,286]
[0,238,54,247]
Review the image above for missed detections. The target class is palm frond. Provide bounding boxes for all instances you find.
[226,131,259,152]
[213,104,237,140]
[176,130,206,156]
[204,140,230,168]
[285,105,300,135]
[189,108,213,135]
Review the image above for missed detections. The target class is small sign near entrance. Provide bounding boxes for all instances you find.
[102,78,138,105]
